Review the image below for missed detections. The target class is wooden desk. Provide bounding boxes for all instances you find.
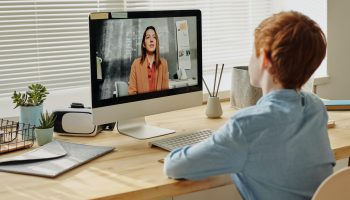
[1,102,350,200]
[328,111,350,160]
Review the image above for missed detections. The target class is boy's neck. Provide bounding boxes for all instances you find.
[260,71,284,95]
[262,84,284,95]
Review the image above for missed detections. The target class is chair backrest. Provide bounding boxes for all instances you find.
[114,81,128,97]
[312,167,350,200]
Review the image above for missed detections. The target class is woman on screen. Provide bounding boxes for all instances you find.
[128,26,169,95]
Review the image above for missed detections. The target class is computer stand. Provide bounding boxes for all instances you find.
[116,117,175,140]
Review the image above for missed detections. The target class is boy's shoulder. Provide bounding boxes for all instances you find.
[232,104,273,124]
[301,91,325,110]
[230,91,326,132]
[226,105,277,143]
[232,91,324,119]
[302,91,322,102]
[229,103,277,133]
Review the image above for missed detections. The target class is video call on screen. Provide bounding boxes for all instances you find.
[92,16,199,100]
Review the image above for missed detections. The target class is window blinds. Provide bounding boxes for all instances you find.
[0,0,271,98]
[123,0,272,71]
[0,0,98,98]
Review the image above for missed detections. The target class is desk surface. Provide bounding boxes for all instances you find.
[1,102,350,200]
[328,111,350,160]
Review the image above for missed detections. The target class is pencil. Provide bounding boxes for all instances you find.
[215,64,224,97]
[213,64,218,97]
[202,78,212,97]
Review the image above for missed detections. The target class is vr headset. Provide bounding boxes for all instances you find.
[53,103,115,136]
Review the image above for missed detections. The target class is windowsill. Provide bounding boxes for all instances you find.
[313,75,330,86]
[1,73,328,118]
[0,87,231,119]
[202,90,231,103]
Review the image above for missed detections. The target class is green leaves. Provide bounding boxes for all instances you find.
[11,83,49,108]
[11,91,27,109]
[37,110,56,129]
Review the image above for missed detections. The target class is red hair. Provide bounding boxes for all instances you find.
[254,11,327,89]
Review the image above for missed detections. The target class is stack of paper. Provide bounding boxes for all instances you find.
[0,140,114,178]
[322,100,350,111]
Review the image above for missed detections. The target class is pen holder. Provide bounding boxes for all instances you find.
[206,96,223,118]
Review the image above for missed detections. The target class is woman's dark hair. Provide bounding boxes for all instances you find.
[140,26,161,68]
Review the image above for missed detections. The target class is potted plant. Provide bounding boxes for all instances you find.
[11,83,49,128]
[35,111,56,146]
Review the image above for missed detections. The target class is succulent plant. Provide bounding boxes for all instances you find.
[11,84,49,108]
[37,111,56,129]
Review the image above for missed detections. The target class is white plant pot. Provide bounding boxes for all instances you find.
[35,127,54,146]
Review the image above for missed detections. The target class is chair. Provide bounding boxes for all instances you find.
[312,167,350,200]
[113,81,128,97]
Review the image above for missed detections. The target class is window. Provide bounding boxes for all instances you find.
[0,0,100,98]
[0,0,272,99]
[124,0,272,72]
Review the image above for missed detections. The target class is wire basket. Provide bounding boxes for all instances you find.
[0,119,35,154]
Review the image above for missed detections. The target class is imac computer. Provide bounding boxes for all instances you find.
[89,10,202,139]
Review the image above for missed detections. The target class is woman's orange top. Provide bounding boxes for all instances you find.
[128,57,169,95]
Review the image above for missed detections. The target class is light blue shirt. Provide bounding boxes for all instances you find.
[164,89,335,200]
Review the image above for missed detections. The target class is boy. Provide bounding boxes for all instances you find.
[164,11,335,200]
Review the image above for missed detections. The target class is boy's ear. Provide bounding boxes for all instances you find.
[259,48,272,70]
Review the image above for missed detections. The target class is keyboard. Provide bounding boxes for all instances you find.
[149,129,214,151]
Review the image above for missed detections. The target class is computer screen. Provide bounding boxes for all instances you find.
[89,10,202,139]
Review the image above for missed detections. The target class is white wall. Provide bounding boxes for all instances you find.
[316,0,350,99]
[272,0,350,99]
[0,87,91,118]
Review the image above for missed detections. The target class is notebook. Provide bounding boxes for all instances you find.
[0,140,114,178]
[323,99,350,111]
